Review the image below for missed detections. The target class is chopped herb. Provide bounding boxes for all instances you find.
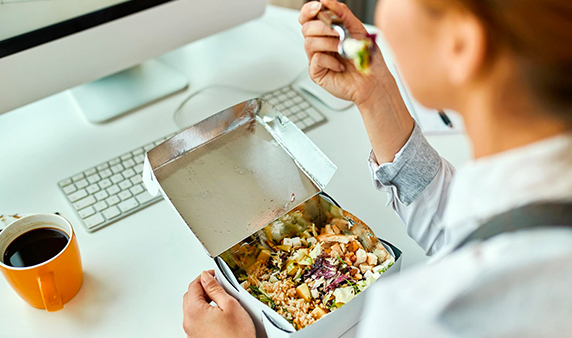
[249,285,276,310]
[345,280,360,295]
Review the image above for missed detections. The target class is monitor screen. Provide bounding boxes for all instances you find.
[0,0,173,58]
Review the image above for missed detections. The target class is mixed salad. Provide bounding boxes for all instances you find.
[342,34,376,75]
[221,196,394,330]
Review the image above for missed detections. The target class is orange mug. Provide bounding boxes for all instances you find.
[0,214,83,312]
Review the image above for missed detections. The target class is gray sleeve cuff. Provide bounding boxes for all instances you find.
[371,123,441,205]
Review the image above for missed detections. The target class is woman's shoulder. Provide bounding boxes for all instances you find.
[358,228,572,337]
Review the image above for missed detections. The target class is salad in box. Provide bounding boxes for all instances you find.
[142,99,402,337]
[220,194,397,331]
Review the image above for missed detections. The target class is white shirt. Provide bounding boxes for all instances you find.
[357,127,572,337]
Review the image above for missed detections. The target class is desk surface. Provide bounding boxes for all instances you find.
[0,6,472,338]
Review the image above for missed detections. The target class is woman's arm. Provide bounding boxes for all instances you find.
[300,0,454,255]
[300,0,416,163]
[369,124,456,255]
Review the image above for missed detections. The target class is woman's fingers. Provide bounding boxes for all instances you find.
[304,37,339,61]
[310,53,345,74]
[200,270,235,310]
[319,0,368,38]
[184,276,208,315]
[302,20,338,38]
[299,1,322,25]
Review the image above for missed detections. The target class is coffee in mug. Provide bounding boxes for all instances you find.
[0,214,83,312]
[3,227,69,268]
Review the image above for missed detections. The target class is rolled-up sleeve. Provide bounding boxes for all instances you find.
[368,123,456,255]
[369,124,441,205]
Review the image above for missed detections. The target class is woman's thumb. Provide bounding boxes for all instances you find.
[200,270,233,309]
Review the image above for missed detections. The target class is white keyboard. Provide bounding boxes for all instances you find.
[261,85,327,130]
[58,133,176,232]
[59,85,327,232]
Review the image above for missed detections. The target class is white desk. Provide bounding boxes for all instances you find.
[0,6,472,338]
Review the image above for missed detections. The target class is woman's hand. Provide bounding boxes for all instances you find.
[183,270,255,338]
[300,0,392,107]
[300,0,415,163]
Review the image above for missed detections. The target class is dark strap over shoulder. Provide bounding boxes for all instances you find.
[455,202,572,251]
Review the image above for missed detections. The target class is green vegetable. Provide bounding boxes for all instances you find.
[345,279,360,295]
[249,285,276,310]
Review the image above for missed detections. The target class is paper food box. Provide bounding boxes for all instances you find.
[142,99,402,338]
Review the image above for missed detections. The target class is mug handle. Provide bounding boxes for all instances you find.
[37,272,63,312]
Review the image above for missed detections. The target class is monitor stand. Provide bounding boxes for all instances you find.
[70,60,188,123]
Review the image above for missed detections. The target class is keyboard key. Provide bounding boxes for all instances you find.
[94,201,108,212]
[99,179,112,189]
[99,169,112,178]
[118,190,132,201]
[300,101,310,109]
[286,90,297,98]
[130,184,145,195]
[119,180,132,190]
[122,169,135,179]
[63,184,77,195]
[107,185,121,195]
[154,140,163,146]
[103,206,121,220]
[293,96,303,103]
[111,174,124,184]
[283,100,293,108]
[118,198,139,212]
[134,164,144,174]
[72,173,85,182]
[130,175,142,185]
[86,184,100,194]
[97,163,109,171]
[68,189,88,202]
[85,168,97,176]
[295,121,306,130]
[59,179,72,187]
[111,164,124,174]
[134,155,145,164]
[109,158,121,166]
[78,206,95,219]
[74,195,96,210]
[87,174,101,184]
[275,104,285,111]
[135,191,155,204]
[303,117,314,126]
[132,148,144,156]
[307,108,325,121]
[75,179,88,189]
[121,153,132,161]
[277,95,287,101]
[95,190,109,201]
[143,144,154,151]
[290,106,300,113]
[123,159,136,168]
[84,214,105,229]
[106,195,120,206]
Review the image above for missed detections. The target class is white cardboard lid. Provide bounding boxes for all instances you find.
[143,99,337,257]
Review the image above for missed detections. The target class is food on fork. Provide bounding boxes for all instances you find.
[342,36,375,75]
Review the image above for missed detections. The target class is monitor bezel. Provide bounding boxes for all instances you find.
[0,0,174,58]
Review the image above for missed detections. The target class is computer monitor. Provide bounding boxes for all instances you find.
[0,0,265,121]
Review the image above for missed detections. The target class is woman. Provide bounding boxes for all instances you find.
[182,0,572,336]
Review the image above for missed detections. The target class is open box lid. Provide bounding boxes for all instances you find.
[142,99,337,257]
